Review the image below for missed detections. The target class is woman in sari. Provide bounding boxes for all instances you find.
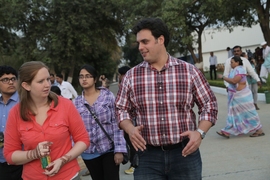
[216,56,265,138]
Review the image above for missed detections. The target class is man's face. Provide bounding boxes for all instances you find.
[56,77,62,84]
[136,29,164,64]
[50,75,55,83]
[0,73,17,96]
[233,47,242,56]
[262,44,267,49]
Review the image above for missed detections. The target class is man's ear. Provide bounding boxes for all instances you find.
[158,35,165,45]
[21,82,30,91]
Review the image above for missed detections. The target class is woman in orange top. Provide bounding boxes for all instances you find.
[4,61,90,180]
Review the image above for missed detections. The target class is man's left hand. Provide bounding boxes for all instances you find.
[180,131,202,157]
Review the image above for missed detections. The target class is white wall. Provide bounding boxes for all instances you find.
[201,24,265,70]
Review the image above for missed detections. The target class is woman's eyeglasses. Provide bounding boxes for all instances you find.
[79,75,94,79]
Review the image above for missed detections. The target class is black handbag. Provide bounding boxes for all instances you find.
[84,105,130,165]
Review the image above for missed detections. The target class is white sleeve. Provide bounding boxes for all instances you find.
[68,82,78,98]
[242,57,260,82]
[264,46,270,58]
[223,58,231,87]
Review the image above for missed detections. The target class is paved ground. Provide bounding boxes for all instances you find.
[78,84,270,180]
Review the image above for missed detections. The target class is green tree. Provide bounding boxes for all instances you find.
[0,0,124,82]
[220,0,270,43]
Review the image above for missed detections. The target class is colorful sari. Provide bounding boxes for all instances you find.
[222,66,262,135]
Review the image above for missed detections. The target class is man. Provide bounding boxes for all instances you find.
[0,65,23,180]
[260,41,270,83]
[56,74,78,100]
[223,45,261,88]
[209,52,217,80]
[50,73,59,86]
[226,47,233,58]
[115,18,218,180]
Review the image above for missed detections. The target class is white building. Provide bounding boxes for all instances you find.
[201,24,265,70]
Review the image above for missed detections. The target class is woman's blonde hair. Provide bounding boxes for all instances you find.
[18,61,58,121]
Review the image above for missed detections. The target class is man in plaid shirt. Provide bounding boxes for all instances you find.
[115,17,218,180]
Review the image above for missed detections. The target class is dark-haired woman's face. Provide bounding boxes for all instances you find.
[230,59,239,69]
[78,69,95,89]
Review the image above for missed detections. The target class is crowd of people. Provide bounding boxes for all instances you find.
[0,17,268,180]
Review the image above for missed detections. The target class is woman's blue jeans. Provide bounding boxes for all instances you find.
[134,142,202,180]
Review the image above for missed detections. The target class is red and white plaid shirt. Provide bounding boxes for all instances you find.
[115,55,218,146]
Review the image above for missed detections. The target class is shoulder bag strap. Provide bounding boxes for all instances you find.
[84,105,114,143]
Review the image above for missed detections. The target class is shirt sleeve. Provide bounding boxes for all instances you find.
[3,105,22,164]
[115,73,133,125]
[192,67,218,125]
[108,92,126,153]
[68,83,78,98]
[264,46,270,59]
[223,58,231,87]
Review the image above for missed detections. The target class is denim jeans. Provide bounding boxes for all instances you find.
[134,142,202,180]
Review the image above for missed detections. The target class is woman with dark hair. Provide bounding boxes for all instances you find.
[217,56,264,138]
[74,64,126,180]
[3,61,90,180]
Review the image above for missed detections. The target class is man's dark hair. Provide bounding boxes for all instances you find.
[0,65,18,78]
[50,86,61,96]
[132,17,170,47]
[50,73,55,77]
[56,74,63,79]
[118,66,131,75]
[233,45,242,50]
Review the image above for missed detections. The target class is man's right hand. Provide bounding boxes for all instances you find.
[129,125,146,151]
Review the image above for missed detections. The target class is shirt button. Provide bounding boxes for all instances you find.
[159,86,162,89]
[161,118,164,120]
[163,134,166,137]
[160,102,163,104]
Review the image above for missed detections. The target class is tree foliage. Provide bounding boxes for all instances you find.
[1,0,269,75]
[0,0,122,82]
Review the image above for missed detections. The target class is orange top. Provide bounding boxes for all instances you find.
[4,96,90,180]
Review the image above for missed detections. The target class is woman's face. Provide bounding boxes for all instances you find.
[230,59,239,69]
[23,67,51,99]
[79,69,95,89]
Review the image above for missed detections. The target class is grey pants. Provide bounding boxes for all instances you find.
[249,83,258,104]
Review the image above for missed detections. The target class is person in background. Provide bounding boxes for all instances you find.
[50,73,59,86]
[241,52,248,59]
[227,47,233,58]
[50,86,61,96]
[223,45,261,89]
[115,17,218,180]
[74,64,126,180]
[217,56,264,138]
[209,52,217,80]
[3,61,90,180]
[260,41,270,83]
[0,65,23,180]
[241,53,260,110]
[99,75,110,88]
[118,66,137,175]
[56,74,78,100]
